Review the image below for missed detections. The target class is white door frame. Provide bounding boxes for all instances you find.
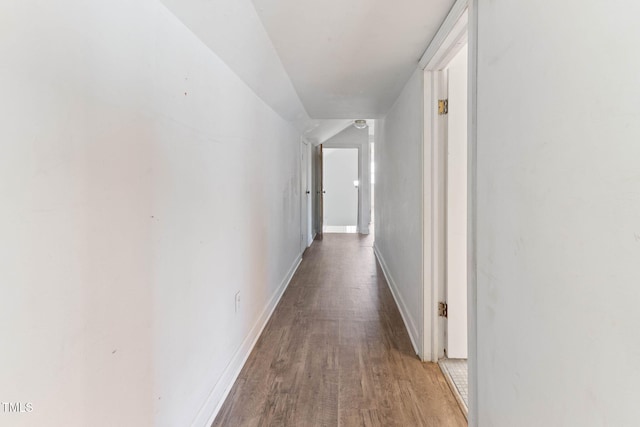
[322,141,371,235]
[420,0,478,424]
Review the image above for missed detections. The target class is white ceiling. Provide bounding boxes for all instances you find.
[252,0,455,119]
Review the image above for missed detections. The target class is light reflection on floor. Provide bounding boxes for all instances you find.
[323,225,358,233]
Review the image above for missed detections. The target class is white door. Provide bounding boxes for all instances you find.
[445,44,468,359]
[300,140,309,251]
[305,143,313,245]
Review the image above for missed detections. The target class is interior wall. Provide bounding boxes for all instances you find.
[374,68,424,354]
[323,148,359,227]
[0,1,302,426]
[475,2,640,425]
[159,0,309,126]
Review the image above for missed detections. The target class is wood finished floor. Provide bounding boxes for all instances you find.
[212,234,466,427]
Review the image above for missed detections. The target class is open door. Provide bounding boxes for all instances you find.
[432,39,470,419]
[437,44,469,359]
[316,144,324,240]
[300,140,309,252]
[445,44,468,360]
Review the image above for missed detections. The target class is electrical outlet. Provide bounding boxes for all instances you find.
[235,291,241,314]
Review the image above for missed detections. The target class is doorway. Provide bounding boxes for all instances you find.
[440,42,469,414]
[322,148,359,233]
[421,2,471,420]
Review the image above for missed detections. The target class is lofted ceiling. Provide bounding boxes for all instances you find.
[251,0,455,119]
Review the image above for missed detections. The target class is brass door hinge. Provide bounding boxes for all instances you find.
[438,99,448,115]
[438,301,448,318]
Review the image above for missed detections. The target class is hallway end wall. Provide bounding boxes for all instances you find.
[475,1,640,425]
[374,68,424,356]
[0,1,303,426]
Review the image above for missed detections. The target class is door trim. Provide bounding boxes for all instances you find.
[322,141,371,235]
[420,0,478,424]
[422,0,469,363]
[467,2,478,424]
[316,144,324,240]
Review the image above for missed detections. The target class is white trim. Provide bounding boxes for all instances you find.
[421,0,470,363]
[322,141,371,235]
[430,68,449,362]
[420,0,477,423]
[192,254,303,427]
[423,67,450,362]
[467,0,478,424]
[374,245,420,356]
[419,0,469,69]
[422,65,434,362]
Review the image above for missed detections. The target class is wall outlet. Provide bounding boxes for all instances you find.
[234,291,241,314]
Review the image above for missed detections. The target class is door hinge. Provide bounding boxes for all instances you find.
[438,301,448,318]
[438,99,448,115]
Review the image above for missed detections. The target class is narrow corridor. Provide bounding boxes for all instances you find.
[213,234,466,426]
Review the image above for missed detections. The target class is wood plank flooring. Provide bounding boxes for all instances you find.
[212,234,466,427]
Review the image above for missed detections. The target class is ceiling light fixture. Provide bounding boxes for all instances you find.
[353,119,368,129]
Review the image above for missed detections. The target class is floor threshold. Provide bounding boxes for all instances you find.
[439,358,469,419]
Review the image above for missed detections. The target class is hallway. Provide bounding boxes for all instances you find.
[212,234,466,426]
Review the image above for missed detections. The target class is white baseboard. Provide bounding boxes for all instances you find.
[373,245,421,356]
[191,254,303,427]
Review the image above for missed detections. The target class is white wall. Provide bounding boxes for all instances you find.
[323,149,359,227]
[374,69,424,354]
[323,125,371,233]
[0,1,302,426]
[475,1,640,425]
[446,45,468,359]
[159,0,310,126]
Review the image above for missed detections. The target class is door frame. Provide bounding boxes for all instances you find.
[420,0,478,424]
[422,0,469,363]
[322,141,371,235]
[316,144,324,240]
